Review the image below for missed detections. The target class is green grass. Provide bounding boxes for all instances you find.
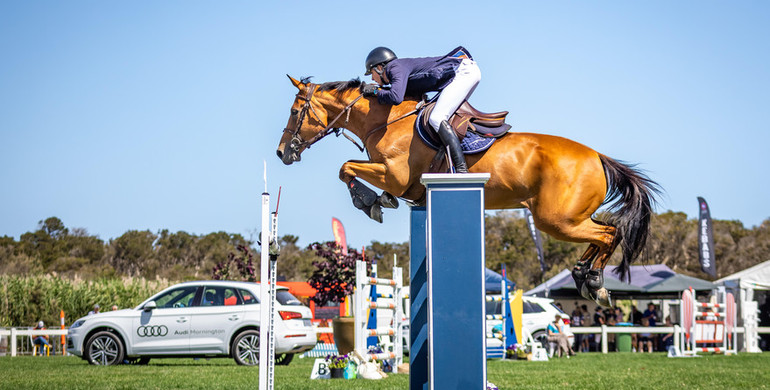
[1,353,769,389]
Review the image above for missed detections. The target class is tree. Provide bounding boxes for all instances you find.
[274,235,317,281]
[307,241,365,305]
[364,241,409,282]
[212,245,257,282]
[108,230,157,277]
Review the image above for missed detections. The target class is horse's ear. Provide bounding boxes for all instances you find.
[287,75,302,89]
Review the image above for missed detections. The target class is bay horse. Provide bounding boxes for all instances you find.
[276,76,660,307]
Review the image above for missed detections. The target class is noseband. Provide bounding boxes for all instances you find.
[283,84,365,156]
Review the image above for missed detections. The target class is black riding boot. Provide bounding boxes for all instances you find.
[437,120,468,173]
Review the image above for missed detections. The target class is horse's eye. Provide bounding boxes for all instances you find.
[291,109,299,116]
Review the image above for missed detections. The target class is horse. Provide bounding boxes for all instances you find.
[276,75,660,307]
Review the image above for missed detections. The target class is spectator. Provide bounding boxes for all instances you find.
[643,303,658,326]
[629,305,643,350]
[32,321,51,356]
[580,304,590,352]
[614,307,625,323]
[643,303,659,350]
[111,305,118,311]
[88,304,100,315]
[606,314,617,351]
[547,314,575,357]
[570,303,584,353]
[660,316,675,351]
[593,306,605,350]
[637,318,653,353]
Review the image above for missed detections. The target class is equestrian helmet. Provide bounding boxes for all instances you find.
[365,47,397,75]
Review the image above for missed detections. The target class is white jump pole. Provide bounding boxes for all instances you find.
[259,162,279,390]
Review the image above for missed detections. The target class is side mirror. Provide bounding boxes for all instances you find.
[143,301,157,311]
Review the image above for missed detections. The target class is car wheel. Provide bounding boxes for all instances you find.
[85,331,125,366]
[125,356,151,365]
[532,330,551,355]
[232,330,260,366]
[275,353,294,366]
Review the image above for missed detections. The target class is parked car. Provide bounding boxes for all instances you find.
[485,295,573,353]
[67,281,316,366]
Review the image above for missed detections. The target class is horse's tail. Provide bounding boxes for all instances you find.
[599,154,661,282]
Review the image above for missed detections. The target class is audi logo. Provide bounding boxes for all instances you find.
[136,325,168,337]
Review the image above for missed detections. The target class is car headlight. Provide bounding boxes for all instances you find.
[70,320,86,329]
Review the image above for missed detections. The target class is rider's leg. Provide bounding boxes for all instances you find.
[428,59,481,173]
[437,121,468,173]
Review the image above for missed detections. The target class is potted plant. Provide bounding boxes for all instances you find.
[307,241,366,355]
[325,353,349,379]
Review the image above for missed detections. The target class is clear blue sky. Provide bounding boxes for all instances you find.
[1,1,768,250]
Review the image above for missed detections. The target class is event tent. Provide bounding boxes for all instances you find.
[716,259,770,291]
[525,264,714,299]
[715,260,770,353]
[486,268,516,293]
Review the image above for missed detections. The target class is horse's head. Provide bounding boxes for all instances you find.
[277,75,367,165]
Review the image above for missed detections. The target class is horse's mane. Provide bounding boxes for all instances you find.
[317,78,363,93]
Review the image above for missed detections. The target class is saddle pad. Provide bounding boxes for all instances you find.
[416,109,497,155]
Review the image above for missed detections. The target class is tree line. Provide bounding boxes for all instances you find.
[1,213,769,291]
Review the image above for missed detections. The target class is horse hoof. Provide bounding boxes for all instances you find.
[594,288,612,308]
[579,283,592,301]
[367,204,383,223]
[379,192,399,209]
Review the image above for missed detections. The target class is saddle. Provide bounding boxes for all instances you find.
[418,100,511,142]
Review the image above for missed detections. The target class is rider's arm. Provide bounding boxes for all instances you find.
[376,61,408,105]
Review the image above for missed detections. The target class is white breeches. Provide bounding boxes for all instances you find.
[428,58,481,131]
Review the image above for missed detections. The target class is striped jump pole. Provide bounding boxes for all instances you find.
[410,173,490,390]
[354,260,404,372]
[680,286,737,356]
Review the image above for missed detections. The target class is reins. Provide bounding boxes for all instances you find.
[284,83,423,154]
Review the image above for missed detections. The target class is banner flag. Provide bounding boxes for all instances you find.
[331,218,348,256]
[524,209,547,274]
[697,197,717,278]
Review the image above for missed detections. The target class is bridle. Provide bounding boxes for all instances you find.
[282,84,365,156]
[282,82,423,160]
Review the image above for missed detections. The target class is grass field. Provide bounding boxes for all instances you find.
[2,353,769,389]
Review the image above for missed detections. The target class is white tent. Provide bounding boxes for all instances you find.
[716,259,770,291]
[716,259,770,352]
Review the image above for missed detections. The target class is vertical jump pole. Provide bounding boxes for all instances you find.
[259,163,278,390]
[410,173,490,390]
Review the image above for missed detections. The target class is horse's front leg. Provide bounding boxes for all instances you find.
[339,160,404,223]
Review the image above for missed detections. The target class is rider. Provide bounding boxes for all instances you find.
[362,46,481,173]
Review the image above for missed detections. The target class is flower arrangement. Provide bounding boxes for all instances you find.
[324,353,349,369]
[506,343,530,359]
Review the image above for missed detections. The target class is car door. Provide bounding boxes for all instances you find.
[188,285,246,354]
[131,286,198,354]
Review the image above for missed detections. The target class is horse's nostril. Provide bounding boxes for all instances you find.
[276,150,283,159]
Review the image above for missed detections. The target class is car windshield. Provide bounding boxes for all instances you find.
[154,286,198,308]
[550,302,565,313]
[276,290,302,306]
[523,301,545,314]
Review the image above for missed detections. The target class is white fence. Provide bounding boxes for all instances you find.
[570,325,770,354]
[0,328,68,357]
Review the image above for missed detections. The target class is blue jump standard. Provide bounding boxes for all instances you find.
[410,173,490,390]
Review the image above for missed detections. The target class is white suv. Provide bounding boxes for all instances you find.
[485,295,573,352]
[67,281,316,366]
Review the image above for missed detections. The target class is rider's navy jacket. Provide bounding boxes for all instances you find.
[375,47,471,105]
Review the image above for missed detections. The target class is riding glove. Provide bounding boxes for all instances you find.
[362,84,379,97]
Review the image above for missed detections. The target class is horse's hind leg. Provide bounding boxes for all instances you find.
[571,244,600,293]
[533,212,617,307]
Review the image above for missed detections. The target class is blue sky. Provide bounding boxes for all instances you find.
[1,1,768,250]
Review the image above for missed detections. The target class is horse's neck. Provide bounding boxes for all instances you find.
[317,91,419,139]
